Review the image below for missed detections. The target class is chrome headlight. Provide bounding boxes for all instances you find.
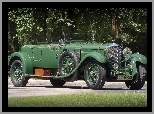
[105,48,112,58]
[113,63,119,70]
[123,47,132,58]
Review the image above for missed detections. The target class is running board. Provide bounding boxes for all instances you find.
[25,74,54,78]
[25,74,71,79]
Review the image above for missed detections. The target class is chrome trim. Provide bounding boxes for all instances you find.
[105,43,123,69]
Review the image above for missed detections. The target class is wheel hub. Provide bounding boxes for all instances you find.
[140,67,146,80]
[87,64,99,85]
[62,56,74,75]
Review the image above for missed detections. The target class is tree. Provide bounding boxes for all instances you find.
[8,8,147,57]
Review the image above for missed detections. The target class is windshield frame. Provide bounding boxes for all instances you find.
[36,32,96,44]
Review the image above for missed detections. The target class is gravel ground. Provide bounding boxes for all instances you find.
[8,79,147,98]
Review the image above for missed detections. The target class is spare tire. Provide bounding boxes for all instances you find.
[59,51,79,82]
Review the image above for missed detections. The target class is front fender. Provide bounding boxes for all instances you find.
[81,52,107,63]
[53,52,106,79]
[125,53,147,77]
[130,53,147,65]
[9,52,33,75]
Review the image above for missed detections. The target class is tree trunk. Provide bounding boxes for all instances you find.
[43,9,48,39]
[12,37,19,51]
[46,8,52,43]
[112,16,119,38]
[72,20,77,33]
[9,20,19,51]
[112,15,124,47]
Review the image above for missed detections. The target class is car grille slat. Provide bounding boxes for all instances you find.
[105,46,122,69]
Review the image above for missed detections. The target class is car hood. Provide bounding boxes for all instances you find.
[64,42,114,50]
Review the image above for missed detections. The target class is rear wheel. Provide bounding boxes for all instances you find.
[125,64,147,90]
[50,78,66,87]
[84,61,106,90]
[10,60,29,87]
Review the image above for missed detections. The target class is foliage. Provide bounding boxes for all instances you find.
[8,8,147,56]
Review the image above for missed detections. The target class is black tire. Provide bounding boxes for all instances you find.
[50,78,66,87]
[59,51,79,82]
[84,61,106,90]
[125,64,147,90]
[10,60,29,87]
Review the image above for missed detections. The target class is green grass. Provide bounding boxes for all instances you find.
[8,93,147,107]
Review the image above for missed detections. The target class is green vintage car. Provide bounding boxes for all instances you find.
[8,33,147,90]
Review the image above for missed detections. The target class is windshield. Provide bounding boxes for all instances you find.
[37,38,48,43]
[65,33,95,42]
[37,37,61,44]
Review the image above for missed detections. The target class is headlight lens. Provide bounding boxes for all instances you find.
[113,63,119,69]
[123,47,132,58]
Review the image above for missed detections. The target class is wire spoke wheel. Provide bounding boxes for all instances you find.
[10,60,29,87]
[86,63,99,85]
[125,64,147,90]
[62,56,74,75]
[84,61,106,90]
[12,63,23,83]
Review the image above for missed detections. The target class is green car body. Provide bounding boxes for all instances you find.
[8,34,147,90]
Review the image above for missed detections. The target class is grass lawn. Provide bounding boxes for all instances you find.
[8,93,147,107]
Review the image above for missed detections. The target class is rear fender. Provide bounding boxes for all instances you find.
[9,52,33,75]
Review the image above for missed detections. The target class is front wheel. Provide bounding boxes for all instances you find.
[84,61,106,90]
[125,64,147,90]
[10,60,29,87]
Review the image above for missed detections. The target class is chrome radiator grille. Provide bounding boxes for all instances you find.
[105,45,123,69]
